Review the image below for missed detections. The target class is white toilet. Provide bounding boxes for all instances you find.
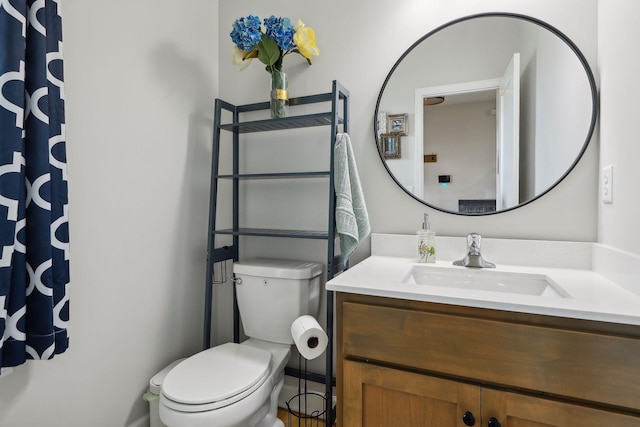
[159,258,323,427]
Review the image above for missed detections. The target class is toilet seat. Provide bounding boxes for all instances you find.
[161,343,271,412]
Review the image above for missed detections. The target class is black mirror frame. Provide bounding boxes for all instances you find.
[374,12,599,216]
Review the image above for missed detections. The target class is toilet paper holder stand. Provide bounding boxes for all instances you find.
[285,353,327,427]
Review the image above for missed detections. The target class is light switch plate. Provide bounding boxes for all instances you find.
[602,165,613,204]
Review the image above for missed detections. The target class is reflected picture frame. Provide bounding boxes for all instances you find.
[387,113,408,136]
[381,133,401,159]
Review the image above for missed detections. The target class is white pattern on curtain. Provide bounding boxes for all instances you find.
[0,0,70,371]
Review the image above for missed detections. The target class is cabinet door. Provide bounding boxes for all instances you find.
[343,359,481,427]
[483,388,640,427]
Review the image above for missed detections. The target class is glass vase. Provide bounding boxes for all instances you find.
[270,70,289,118]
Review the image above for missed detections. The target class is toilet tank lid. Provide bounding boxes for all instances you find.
[233,258,323,280]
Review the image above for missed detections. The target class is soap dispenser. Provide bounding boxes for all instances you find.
[417,213,436,263]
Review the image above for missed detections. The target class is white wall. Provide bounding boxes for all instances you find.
[598,0,640,256]
[219,0,599,255]
[216,0,599,380]
[0,1,219,426]
[3,1,627,426]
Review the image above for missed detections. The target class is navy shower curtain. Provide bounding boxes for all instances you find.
[0,0,70,370]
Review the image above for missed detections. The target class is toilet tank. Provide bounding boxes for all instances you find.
[233,258,323,345]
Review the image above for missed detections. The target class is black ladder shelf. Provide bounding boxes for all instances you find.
[203,80,349,426]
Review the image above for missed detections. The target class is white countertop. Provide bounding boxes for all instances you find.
[326,255,640,326]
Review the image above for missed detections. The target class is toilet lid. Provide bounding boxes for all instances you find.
[162,343,271,405]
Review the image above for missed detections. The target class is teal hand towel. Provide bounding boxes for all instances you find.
[334,133,370,263]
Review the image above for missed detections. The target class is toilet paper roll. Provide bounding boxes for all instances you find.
[291,315,328,360]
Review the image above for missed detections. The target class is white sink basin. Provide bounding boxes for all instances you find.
[403,266,569,298]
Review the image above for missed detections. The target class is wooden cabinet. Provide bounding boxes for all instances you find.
[343,359,480,427]
[336,293,640,427]
[482,388,640,427]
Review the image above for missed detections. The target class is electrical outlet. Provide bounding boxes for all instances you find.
[602,165,613,204]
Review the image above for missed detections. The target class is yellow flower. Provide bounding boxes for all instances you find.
[232,45,257,71]
[293,20,319,62]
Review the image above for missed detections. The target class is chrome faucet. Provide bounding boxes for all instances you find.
[453,233,496,268]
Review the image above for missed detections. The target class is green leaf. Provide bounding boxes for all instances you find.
[257,35,281,68]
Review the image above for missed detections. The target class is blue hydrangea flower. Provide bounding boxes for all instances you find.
[230,15,262,51]
[229,14,318,72]
[263,16,294,51]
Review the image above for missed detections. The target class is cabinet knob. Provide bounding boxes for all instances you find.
[488,417,502,427]
[462,411,476,426]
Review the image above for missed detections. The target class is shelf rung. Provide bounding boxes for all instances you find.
[216,171,330,180]
[214,228,328,239]
[218,112,343,134]
[235,92,334,113]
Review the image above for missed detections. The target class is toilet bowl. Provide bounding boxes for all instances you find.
[158,258,323,427]
[159,340,290,427]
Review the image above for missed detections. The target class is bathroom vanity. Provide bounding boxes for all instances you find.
[328,235,640,427]
[336,292,640,426]
[333,8,632,425]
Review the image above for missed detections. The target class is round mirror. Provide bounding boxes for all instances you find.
[375,13,597,215]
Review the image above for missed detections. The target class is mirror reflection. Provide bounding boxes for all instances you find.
[375,14,597,215]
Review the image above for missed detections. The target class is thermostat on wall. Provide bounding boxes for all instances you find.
[438,175,451,183]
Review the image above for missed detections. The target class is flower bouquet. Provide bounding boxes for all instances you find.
[230,15,320,118]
